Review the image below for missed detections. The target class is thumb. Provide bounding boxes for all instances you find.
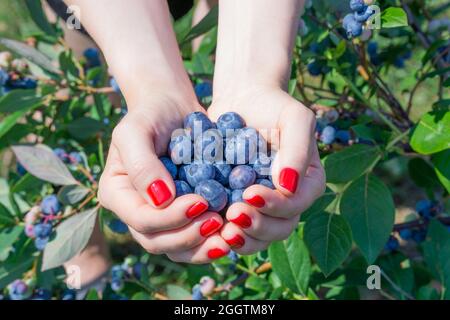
[272,105,316,197]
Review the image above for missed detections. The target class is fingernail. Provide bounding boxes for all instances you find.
[230,213,252,229]
[186,202,208,219]
[147,180,172,206]
[207,248,228,259]
[279,168,299,193]
[200,218,222,237]
[225,235,245,249]
[244,195,265,208]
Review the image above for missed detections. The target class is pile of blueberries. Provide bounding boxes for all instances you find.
[24,195,62,251]
[164,111,275,213]
[315,108,352,146]
[342,0,376,38]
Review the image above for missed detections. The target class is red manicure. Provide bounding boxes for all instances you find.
[225,235,245,249]
[147,180,172,206]
[279,168,299,193]
[186,202,208,219]
[207,248,228,259]
[230,213,252,229]
[200,218,222,237]
[244,195,265,208]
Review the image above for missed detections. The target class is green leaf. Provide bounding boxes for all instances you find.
[0,203,15,226]
[268,232,311,295]
[182,5,218,44]
[0,255,34,289]
[131,292,151,300]
[66,117,103,139]
[12,144,78,186]
[0,90,42,113]
[324,144,381,184]
[378,253,414,300]
[410,110,450,155]
[340,174,395,264]
[42,207,98,271]
[0,108,33,140]
[301,188,336,222]
[408,158,440,189]
[423,220,450,300]
[58,185,90,205]
[381,7,408,28]
[191,52,214,75]
[0,226,23,252]
[245,275,270,292]
[0,38,60,74]
[432,149,450,193]
[166,284,191,300]
[304,212,352,276]
[24,0,57,37]
[11,173,43,194]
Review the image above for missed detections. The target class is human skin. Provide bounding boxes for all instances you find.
[66,0,325,263]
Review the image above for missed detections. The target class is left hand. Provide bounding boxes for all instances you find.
[208,85,326,254]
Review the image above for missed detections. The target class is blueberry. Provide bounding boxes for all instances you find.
[185,163,216,187]
[68,151,82,165]
[228,251,239,263]
[367,42,378,56]
[320,126,336,145]
[184,112,215,140]
[34,237,49,251]
[194,129,224,163]
[384,236,399,251]
[229,165,256,190]
[169,133,193,164]
[354,6,375,23]
[216,112,246,137]
[335,130,351,144]
[12,280,28,295]
[343,14,363,38]
[111,265,125,279]
[349,0,365,12]
[62,289,76,300]
[225,131,258,165]
[415,200,434,219]
[412,229,427,243]
[53,148,67,162]
[252,153,273,178]
[192,285,203,300]
[402,50,412,60]
[230,189,244,204]
[307,61,322,76]
[399,229,412,240]
[394,57,405,68]
[0,68,8,86]
[110,77,120,93]
[41,195,61,215]
[257,179,275,189]
[111,279,124,292]
[32,288,51,300]
[175,180,193,197]
[195,180,228,212]
[214,163,232,185]
[16,163,27,176]
[159,156,177,179]
[194,82,212,99]
[34,223,52,238]
[5,77,37,90]
[108,219,129,234]
[178,164,189,181]
[239,127,268,153]
[83,48,101,67]
[225,188,232,203]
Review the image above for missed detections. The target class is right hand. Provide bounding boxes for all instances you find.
[98,94,231,263]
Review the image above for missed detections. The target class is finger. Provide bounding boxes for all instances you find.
[220,222,270,255]
[128,212,223,254]
[99,147,209,234]
[112,114,175,208]
[225,202,299,241]
[271,105,316,196]
[166,235,230,264]
[243,147,326,218]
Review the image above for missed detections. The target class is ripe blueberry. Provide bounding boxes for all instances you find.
[252,152,273,178]
[256,179,275,189]
[194,82,212,99]
[34,223,52,238]
[34,237,49,251]
[41,194,61,215]
[108,219,129,234]
[216,112,246,137]
[229,165,256,190]
[194,129,224,163]
[169,133,193,164]
[214,163,232,186]
[320,126,336,145]
[184,112,215,140]
[225,131,258,165]
[194,180,228,212]
[349,0,365,12]
[230,189,244,204]
[160,156,178,180]
[175,180,193,197]
[185,163,216,187]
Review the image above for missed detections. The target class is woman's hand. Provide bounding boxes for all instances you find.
[98,94,230,263]
[208,86,326,254]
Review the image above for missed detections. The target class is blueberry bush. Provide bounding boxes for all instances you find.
[0,0,449,300]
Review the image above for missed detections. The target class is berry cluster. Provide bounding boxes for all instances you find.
[342,0,376,38]
[24,195,62,251]
[53,147,83,165]
[191,276,216,300]
[314,108,352,146]
[367,42,413,68]
[0,51,37,96]
[166,112,275,212]
[110,256,143,293]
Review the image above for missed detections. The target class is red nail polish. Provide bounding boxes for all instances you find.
[147,180,172,206]
[279,167,299,193]
[200,218,222,237]
[244,195,265,208]
[230,213,252,228]
[207,248,228,259]
[186,202,208,219]
[225,235,245,249]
